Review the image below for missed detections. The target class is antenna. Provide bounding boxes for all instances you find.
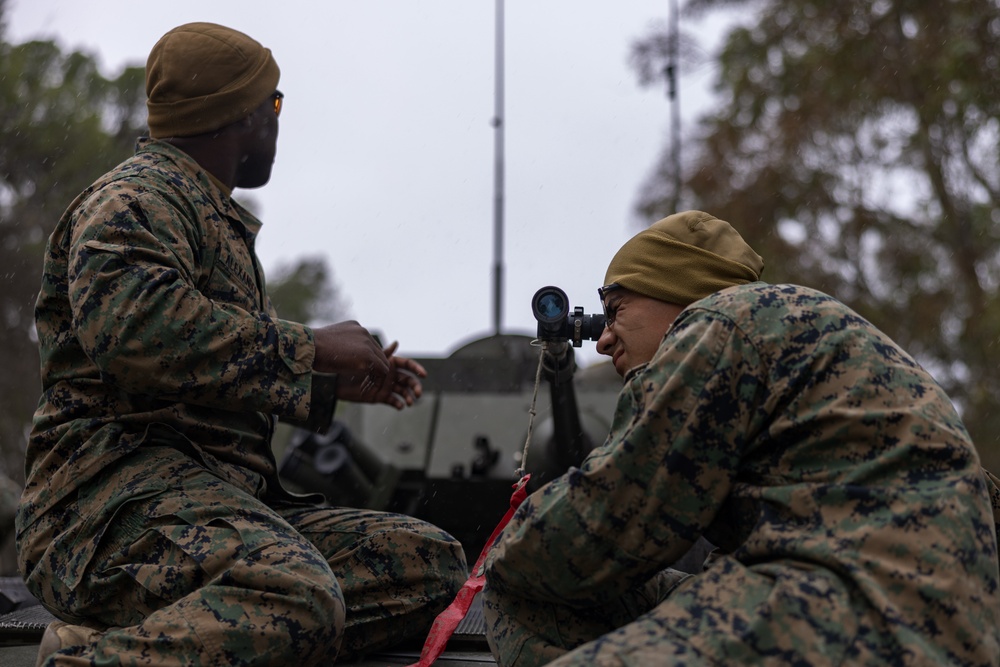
[491,0,505,335]
[667,0,681,208]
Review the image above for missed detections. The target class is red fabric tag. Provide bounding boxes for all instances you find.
[404,475,531,667]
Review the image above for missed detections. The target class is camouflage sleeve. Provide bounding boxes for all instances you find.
[983,467,1000,551]
[488,311,764,605]
[66,185,317,421]
[281,371,338,434]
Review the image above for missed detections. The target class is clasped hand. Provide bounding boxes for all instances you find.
[312,321,426,410]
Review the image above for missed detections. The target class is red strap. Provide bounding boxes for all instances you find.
[404,475,531,667]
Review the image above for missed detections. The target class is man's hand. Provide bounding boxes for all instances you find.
[312,322,426,409]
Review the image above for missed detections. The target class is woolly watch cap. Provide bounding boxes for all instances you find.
[145,22,280,138]
[604,210,764,306]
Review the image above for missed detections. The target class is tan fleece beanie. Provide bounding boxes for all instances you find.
[604,210,764,306]
[145,22,280,138]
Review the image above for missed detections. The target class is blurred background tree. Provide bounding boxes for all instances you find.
[631,0,1000,470]
[0,0,347,483]
[267,256,350,326]
[0,0,146,481]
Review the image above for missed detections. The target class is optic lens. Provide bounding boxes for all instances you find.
[532,286,569,324]
[537,293,564,319]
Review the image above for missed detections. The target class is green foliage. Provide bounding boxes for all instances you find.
[0,6,146,480]
[632,0,1000,468]
[267,256,349,326]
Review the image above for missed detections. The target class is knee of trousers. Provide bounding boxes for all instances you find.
[361,522,468,596]
[304,575,347,634]
[227,547,347,659]
[264,571,347,663]
[307,582,347,655]
[430,535,469,596]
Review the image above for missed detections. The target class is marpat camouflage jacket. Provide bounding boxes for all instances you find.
[18,138,337,534]
[488,282,1000,665]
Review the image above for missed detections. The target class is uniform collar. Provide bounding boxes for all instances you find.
[135,137,264,239]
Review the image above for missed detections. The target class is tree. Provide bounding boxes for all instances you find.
[0,1,148,479]
[631,0,1000,469]
[267,256,350,326]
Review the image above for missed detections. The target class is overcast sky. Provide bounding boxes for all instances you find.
[7,1,735,366]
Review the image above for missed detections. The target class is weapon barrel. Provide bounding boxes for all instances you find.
[544,343,595,469]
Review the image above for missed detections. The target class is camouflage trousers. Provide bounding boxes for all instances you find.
[484,556,937,667]
[18,445,467,666]
[483,568,692,667]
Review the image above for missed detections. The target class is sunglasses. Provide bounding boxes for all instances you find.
[272,90,284,117]
[597,283,621,326]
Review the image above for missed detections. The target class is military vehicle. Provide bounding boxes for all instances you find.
[277,285,618,558]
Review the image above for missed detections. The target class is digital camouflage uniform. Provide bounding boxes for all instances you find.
[17,138,467,666]
[484,283,1000,666]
